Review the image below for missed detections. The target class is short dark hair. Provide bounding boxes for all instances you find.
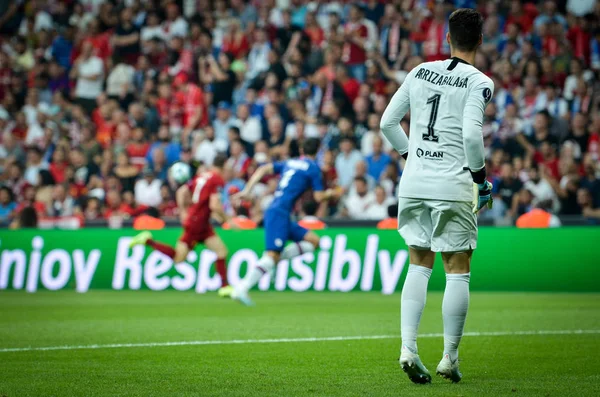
[229,126,241,137]
[213,153,228,168]
[0,186,14,202]
[303,200,318,216]
[537,109,551,121]
[387,204,398,218]
[236,205,250,217]
[354,176,367,185]
[145,207,161,218]
[302,138,320,156]
[18,206,38,228]
[448,8,483,52]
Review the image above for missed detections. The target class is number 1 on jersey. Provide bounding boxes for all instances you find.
[423,94,441,143]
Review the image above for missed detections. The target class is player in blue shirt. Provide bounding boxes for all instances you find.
[231,138,340,305]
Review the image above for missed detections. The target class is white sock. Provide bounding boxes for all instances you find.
[401,264,432,354]
[280,241,315,261]
[442,273,470,362]
[238,255,275,293]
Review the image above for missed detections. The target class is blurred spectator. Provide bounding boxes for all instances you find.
[335,138,362,190]
[134,169,162,208]
[162,4,188,41]
[377,203,399,230]
[349,160,376,195]
[342,4,368,82]
[175,74,208,143]
[365,185,395,220]
[14,183,46,216]
[158,184,177,217]
[0,186,17,224]
[10,206,38,229]
[1,133,26,170]
[213,101,236,143]
[193,125,227,166]
[49,184,76,217]
[106,55,135,102]
[0,0,599,228]
[226,140,251,180]
[24,147,47,186]
[114,152,139,193]
[578,188,600,224]
[112,8,140,64]
[365,135,391,181]
[235,102,262,144]
[524,163,560,213]
[247,28,271,81]
[70,41,104,115]
[146,126,181,168]
[104,189,127,219]
[221,21,249,60]
[207,52,237,106]
[343,176,375,220]
[495,162,523,217]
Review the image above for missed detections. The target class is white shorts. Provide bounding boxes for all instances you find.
[397,197,477,252]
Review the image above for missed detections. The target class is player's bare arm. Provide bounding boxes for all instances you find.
[313,187,342,203]
[176,184,191,222]
[233,163,274,201]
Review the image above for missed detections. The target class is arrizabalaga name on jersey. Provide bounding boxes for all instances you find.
[414,67,469,88]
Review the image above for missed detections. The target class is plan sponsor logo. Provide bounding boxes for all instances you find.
[416,148,444,161]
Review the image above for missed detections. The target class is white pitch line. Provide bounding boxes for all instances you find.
[1,329,599,354]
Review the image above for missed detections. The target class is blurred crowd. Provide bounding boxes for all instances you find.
[1,0,600,228]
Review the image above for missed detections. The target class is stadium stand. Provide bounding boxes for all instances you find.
[0,0,600,228]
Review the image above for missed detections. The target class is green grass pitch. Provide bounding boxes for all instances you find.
[1,291,599,397]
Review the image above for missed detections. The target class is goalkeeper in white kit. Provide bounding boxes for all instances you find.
[380,9,494,384]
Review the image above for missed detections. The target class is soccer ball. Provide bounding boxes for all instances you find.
[170,162,191,184]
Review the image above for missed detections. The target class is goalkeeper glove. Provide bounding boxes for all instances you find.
[472,180,493,214]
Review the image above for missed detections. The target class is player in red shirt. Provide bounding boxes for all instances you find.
[128,154,234,297]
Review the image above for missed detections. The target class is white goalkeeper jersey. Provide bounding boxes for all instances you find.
[380,57,494,202]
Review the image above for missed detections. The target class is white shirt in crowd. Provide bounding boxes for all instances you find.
[246,43,271,80]
[52,197,76,217]
[524,179,560,213]
[24,162,47,186]
[365,197,396,220]
[106,63,136,96]
[74,56,104,99]
[345,191,376,220]
[141,25,167,42]
[381,58,494,202]
[162,17,188,41]
[25,123,45,146]
[563,70,594,101]
[134,178,163,207]
[361,130,393,157]
[69,13,94,31]
[235,117,263,143]
[285,122,320,140]
[194,138,227,166]
[19,11,53,34]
